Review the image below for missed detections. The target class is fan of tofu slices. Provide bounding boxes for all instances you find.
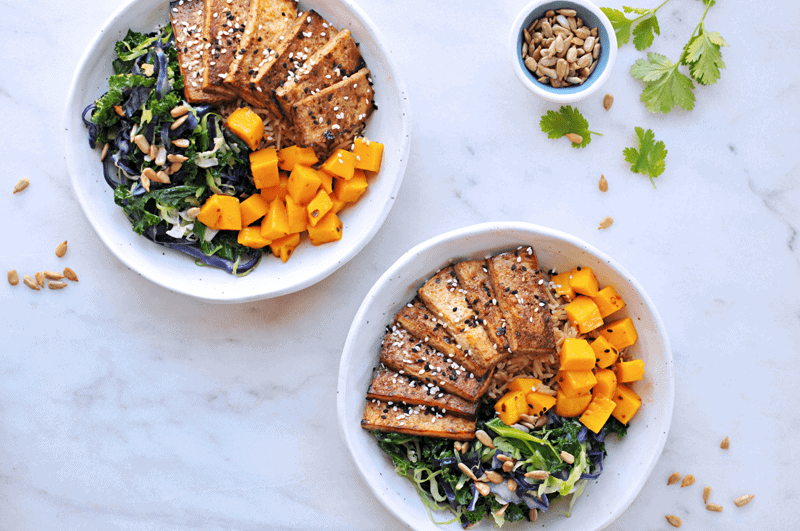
[362,247,557,441]
[170,0,374,159]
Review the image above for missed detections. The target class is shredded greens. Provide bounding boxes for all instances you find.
[83,26,264,275]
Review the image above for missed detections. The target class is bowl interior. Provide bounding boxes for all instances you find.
[514,0,612,97]
[63,0,410,302]
[338,222,673,531]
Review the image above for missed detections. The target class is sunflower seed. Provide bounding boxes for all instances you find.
[170,105,189,118]
[538,66,557,79]
[524,57,538,73]
[475,430,494,448]
[667,472,682,485]
[475,482,490,496]
[681,474,695,487]
[539,56,557,67]
[576,27,591,39]
[142,173,151,192]
[665,515,682,528]
[557,8,577,16]
[706,503,723,512]
[734,494,754,507]
[155,146,167,166]
[603,93,614,110]
[493,503,509,517]
[566,76,583,84]
[56,241,68,258]
[599,175,609,192]
[576,54,592,69]
[149,143,156,160]
[566,46,578,63]
[565,133,583,144]
[496,454,513,463]
[502,460,514,473]
[556,58,568,79]
[555,15,569,28]
[560,451,574,464]
[23,275,40,291]
[48,281,68,290]
[169,162,183,174]
[170,114,189,130]
[545,9,555,17]
[156,171,171,184]
[460,441,469,454]
[100,143,109,161]
[13,178,30,194]
[507,478,517,492]
[458,462,478,481]
[522,42,528,57]
[63,267,79,282]
[530,509,538,522]
[8,270,19,286]
[703,486,711,503]
[720,436,729,449]
[35,272,45,287]
[541,20,553,38]
[167,154,189,163]
[593,42,601,59]
[598,216,613,230]
[532,31,543,44]
[524,28,531,43]
[134,134,150,154]
[172,139,190,148]
[524,470,550,480]
[534,415,548,427]
[583,36,596,53]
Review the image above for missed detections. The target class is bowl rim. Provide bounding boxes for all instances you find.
[509,0,618,103]
[62,0,412,303]
[337,221,674,530]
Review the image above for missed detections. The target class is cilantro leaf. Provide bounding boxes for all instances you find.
[631,14,660,51]
[682,26,727,85]
[539,105,601,148]
[600,8,634,47]
[601,4,665,50]
[623,127,667,187]
[630,53,695,113]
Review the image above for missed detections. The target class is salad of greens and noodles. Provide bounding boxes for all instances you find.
[374,404,627,528]
[82,26,263,275]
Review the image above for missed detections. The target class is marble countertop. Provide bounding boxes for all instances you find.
[1,0,797,529]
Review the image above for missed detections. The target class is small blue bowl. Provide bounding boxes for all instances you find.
[510,0,617,103]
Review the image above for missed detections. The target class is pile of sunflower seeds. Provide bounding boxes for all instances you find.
[521,9,600,88]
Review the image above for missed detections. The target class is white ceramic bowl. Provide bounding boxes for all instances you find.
[64,0,411,303]
[337,222,674,531]
[510,0,617,103]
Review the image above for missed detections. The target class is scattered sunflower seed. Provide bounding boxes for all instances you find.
[529,508,538,522]
[43,271,63,280]
[35,272,44,287]
[560,451,574,464]
[172,138,191,148]
[706,503,723,512]
[599,174,609,192]
[170,105,189,118]
[63,267,79,282]
[13,178,30,194]
[507,478,517,492]
[56,241,68,258]
[565,133,583,144]
[485,470,503,484]
[8,270,19,286]
[493,503,509,517]
[734,494,754,507]
[100,142,109,161]
[667,472,682,485]
[48,281,68,290]
[23,275,40,291]
[603,93,614,110]
[524,470,550,480]
[703,486,711,504]
[458,462,478,481]
[720,436,729,449]
[475,430,494,448]
[665,515,682,528]
[475,482,491,496]
[681,474,695,487]
[598,216,613,230]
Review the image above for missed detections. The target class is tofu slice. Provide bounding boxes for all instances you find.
[366,366,479,420]
[417,266,499,373]
[287,67,374,155]
[273,29,364,121]
[487,247,557,356]
[223,0,297,100]
[379,327,492,402]
[453,260,509,353]
[169,0,233,104]
[361,399,476,441]
[394,298,488,378]
[201,0,253,97]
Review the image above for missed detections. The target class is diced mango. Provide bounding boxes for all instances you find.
[599,317,639,350]
[237,226,272,249]
[353,137,384,172]
[508,377,542,394]
[611,384,642,424]
[285,195,307,234]
[307,189,333,227]
[277,145,318,171]
[239,194,270,227]
[559,338,596,371]
[261,173,289,202]
[334,170,368,203]
[318,169,333,195]
[580,396,617,433]
[260,198,290,240]
[269,232,301,263]
[525,391,556,417]
[320,149,357,180]
[306,212,343,245]
[288,165,322,205]
[590,336,619,369]
[249,147,280,189]
[494,390,528,426]
[557,370,597,398]
[565,296,604,334]
[551,271,575,300]
[225,107,264,150]
[197,194,241,231]
[616,359,646,383]
[592,368,617,400]
[555,389,592,417]
[569,267,599,297]
[591,285,626,318]
[329,197,347,215]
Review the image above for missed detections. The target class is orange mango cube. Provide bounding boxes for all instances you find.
[559,338,596,371]
[197,194,241,231]
[353,137,384,173]
[334,170,368,203]
[569,267,599,297]
[611,384,642,424]
[580,396,617,433]
[616,359,646,383]
[306,212,343,245]
[590,336,619,369]
[249,148,280,189]
[551,271,575,300]
[237,226,272,249]
[565,296,604,334]
[260,173,289,202]
[591,285,626,318]
[525,391,556,417]
[508,377,542,394]
[599,317,639,350]
[320,149,357,180]
[592,368,617,400]
[239,194,270,227]
[555,389,592,418]
[270,233,301,262]
[285,195,308,234]
[494,390,528,426]
[288,165,322,205]
[557,370,597,398]
[277,145,318,171]
[225,107,264,150]
[307,189,334,227]
[260,198,290,240]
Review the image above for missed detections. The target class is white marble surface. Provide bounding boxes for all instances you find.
[1,0,797,529]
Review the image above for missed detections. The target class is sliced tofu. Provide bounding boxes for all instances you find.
[394,298,488,378]
[487,247,557,357]
[453,259,509,353]
[361,399,476,440]
[201,0,253,97]
[273,29,364,121]
[417,266,500,374]
[366,365,479,420]
[223,0,297,100]
[379,327,492,402]
[169,0,233,104]
[287,67,374,156]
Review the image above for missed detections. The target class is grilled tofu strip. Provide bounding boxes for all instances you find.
[201,0,252,97]
[169,0,233,104]
[273,28,364,121]
[361,399,477,440]
[367,366,479,420]
[394,298,488,378]
[487,247,557,357]
[223,0,297,101]
[453,259,509,354]
[379,327,492,402]
[417,266,499,374]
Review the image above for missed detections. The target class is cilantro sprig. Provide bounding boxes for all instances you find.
[623,127,667,187]
[630,53,695,113]
[539,106,601,148]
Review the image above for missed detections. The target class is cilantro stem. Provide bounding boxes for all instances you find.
[688,1,713,40]
[629,0,671,25]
